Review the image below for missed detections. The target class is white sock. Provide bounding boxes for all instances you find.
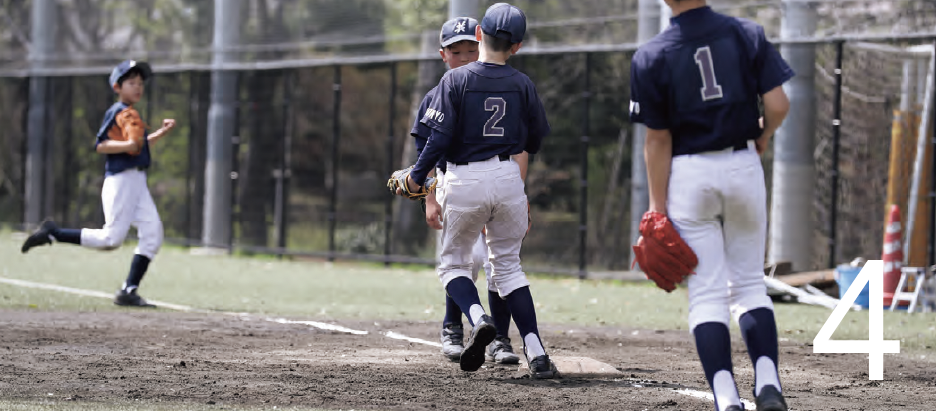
[712,370,741,411]
[523,333,546,358]
[754,356,781,396]
[468,304,485,326]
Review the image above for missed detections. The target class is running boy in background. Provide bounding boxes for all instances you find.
[411,16,520,365]
[21,60,175,308]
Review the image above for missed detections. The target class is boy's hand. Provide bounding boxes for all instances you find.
[161,119,177,132]
[425,196,443,230]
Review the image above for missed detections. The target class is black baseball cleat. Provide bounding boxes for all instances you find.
[21,220,59,253]
[527,353,559,379]
[459,314,496,372]
[755,385,787,411]
[114,289,156,308]
[724,405,744,411]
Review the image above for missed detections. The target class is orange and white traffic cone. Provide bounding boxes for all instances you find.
[882,204,904,307]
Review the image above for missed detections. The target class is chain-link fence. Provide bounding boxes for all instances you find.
[3,1,936,274]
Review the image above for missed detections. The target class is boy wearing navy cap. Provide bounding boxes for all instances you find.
[21,59,176,308]
[412,16,522,366]
[407,2,556,378]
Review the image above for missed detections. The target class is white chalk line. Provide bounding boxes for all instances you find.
[385,331,443,347]
[0,276,200,312]
[266,317,368,335]
[0,276,732,406]
[672,389,754,411]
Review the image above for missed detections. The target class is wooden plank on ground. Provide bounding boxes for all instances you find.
[773,269,836,287]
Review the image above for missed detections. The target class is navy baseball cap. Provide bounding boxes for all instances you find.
[480,2,526,44]
[109,59,152,88]
[440,17,479,48]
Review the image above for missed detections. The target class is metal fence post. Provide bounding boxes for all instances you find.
[186,72,197,245]
[25,0,55,228]
[229,73,242,254]
[828,40,844,269]
[384,63,397,267]
[578,53,592,279]
[274,69,294,257]
[929,37,936,267]
[61,77,74,226]
[329,65,342,262]
[203,0,242,251]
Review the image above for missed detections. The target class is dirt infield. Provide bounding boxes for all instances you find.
[1,310,934,411]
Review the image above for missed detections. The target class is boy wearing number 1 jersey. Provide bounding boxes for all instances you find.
[629,0,794,410]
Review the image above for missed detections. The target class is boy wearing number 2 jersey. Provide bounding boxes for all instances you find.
[406,3,556,378]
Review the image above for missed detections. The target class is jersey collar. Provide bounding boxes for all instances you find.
[669,6,714,27]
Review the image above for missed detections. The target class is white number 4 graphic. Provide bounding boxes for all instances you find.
[813,260,900,380]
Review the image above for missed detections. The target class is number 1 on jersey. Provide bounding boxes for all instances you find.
[694,46,723,101]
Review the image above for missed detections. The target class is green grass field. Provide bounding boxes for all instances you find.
[2,232,934,356]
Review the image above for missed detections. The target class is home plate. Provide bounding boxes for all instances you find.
[519,356,623,378]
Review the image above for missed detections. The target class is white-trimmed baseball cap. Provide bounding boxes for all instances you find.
[440,17,480,48]
[109,59,152,88]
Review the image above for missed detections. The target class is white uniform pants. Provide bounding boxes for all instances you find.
[437,156,530,297]
[435,168,496,292]
[667,141,773,331]
[80,168,164,259]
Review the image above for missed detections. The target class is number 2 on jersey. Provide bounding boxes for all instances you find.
[694,46,724,101]
[483,97,506,137]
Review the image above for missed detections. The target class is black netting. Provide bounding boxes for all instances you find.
[0,77,28,229]
[5,1,936,273]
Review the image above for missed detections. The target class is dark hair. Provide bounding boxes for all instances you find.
[482,33,514,53]
[117,67,146,87]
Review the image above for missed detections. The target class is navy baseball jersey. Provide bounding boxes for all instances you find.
[629,6,794,156]
[96,101,151,176]
[411,87,449,174]
[412,61,550,185]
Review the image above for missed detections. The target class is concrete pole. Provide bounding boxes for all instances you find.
[24,0,55,227]
[629,0,662,264]
[658,0,672,29]
[768,1,817,271]
[449,0,478,19]
[202,0,242,249]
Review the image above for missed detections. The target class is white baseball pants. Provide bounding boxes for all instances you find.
[435,168,496,292]
[437,156,530,297]
[80,168,164,259]
[666,141,774,331]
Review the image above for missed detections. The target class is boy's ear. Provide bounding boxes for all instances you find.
[439,49,446,62]
[112,83,120,93]
[510,41,523,55]
[475,25,482,42]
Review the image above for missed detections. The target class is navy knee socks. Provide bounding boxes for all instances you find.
[694,322,740,410]
[123,254,151,292]
[443,294,464,327]
[445,277,484,327]
[51,228,81,245]
[488,289,512,339]
[739,308,782,396]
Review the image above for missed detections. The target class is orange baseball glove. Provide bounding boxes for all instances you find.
[108,107,147,156]
[631,212,698,292]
